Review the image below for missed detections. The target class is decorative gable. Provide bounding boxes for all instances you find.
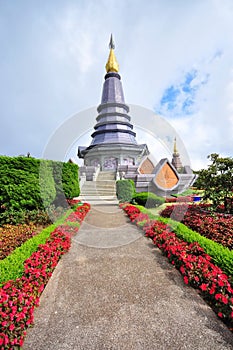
[152,158,179,190]
[139,156,155,174]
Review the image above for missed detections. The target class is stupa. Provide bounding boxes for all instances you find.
[78,34,149,170]
[78,35,196,196]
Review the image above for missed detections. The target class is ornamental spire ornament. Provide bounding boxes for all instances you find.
[173,137,178,155]
[172,137,183,172]
[105,34,119,73]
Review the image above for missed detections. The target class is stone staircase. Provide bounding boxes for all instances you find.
[78,171,118,204]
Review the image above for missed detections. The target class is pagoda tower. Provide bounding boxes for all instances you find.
[171,137,183,172]
[78,35,149,170]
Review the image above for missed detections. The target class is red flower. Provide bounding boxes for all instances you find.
[0,203,90,349]
[222,295,229,305]
[200,283,208,291]
[215,293,222,301]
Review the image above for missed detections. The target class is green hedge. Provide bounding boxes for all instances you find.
[0,207,76,286]
[0,157,46,211]
[116,179,135,203]
[0,156,80,224]
[0,224,55,286]
[158,217,233,278]
[132,192,165,208]
[134,205,233,279]
[52,161,80,206]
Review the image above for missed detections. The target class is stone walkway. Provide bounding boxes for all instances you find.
[23,204,233,349]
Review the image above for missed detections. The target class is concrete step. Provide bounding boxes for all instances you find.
[81,185,116,192]
[82,182,116,187]
[78,194,118,205]
[81,192,116,196]
[80,174,117,199]
[97,171,116,181]
[81,187,116,192]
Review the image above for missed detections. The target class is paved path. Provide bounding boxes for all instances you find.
[23,204,233,350]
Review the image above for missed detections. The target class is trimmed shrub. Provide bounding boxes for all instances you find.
[0,156,80,225]
[0,224,55,286]
[132,192,165,208]
[116,179,135,203]
[0,156,44,212]
[62,162,80,199]
[52,161,80,206]
[39,160,56,207]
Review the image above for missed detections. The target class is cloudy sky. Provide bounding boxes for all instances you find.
[1,0,233,170]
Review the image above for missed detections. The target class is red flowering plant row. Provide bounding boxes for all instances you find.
[65,202,90,223]
[121,203,233,330]
[0,224,38,260]
[0,203,90,349]
[160,204,233,250]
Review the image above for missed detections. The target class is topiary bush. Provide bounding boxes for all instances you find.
[52,161,80,206]
[0,156,80,225]
[39,160,56,208]
[132,192,165,208]
[0,156,45,212]
[116,179,135,203]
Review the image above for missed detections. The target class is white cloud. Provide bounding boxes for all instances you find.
[0,0,233,168]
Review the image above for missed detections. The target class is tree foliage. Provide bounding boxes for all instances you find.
[195,153,233,213]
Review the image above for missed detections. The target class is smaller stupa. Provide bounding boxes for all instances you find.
[171,137,183,172]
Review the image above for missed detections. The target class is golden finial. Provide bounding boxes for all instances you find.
[105,34,119,73]
[173,137,179,155]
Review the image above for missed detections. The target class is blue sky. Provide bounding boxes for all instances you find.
[1,0,233,169]
[156,68,210,117]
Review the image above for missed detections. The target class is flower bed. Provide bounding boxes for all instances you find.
[65,202,90,223]
[160,204,233,250]
[121,203,233,330]
[0,224,37,260]
[0,203,90,349]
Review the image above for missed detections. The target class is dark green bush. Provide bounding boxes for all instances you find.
[61,162,80,199]
[0,156,44,212]
[39,160,56,207]
[132,192,165,208]
[116,179,135,203]
[0,156,80,225]
[52,161,80,206]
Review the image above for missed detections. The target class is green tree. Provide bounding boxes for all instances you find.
[195,153,233,213]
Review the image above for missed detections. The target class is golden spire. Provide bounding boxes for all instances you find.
[173,137,179,155]
[105,34,119,73]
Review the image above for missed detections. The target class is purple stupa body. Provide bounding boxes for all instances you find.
[78,44,149,170]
